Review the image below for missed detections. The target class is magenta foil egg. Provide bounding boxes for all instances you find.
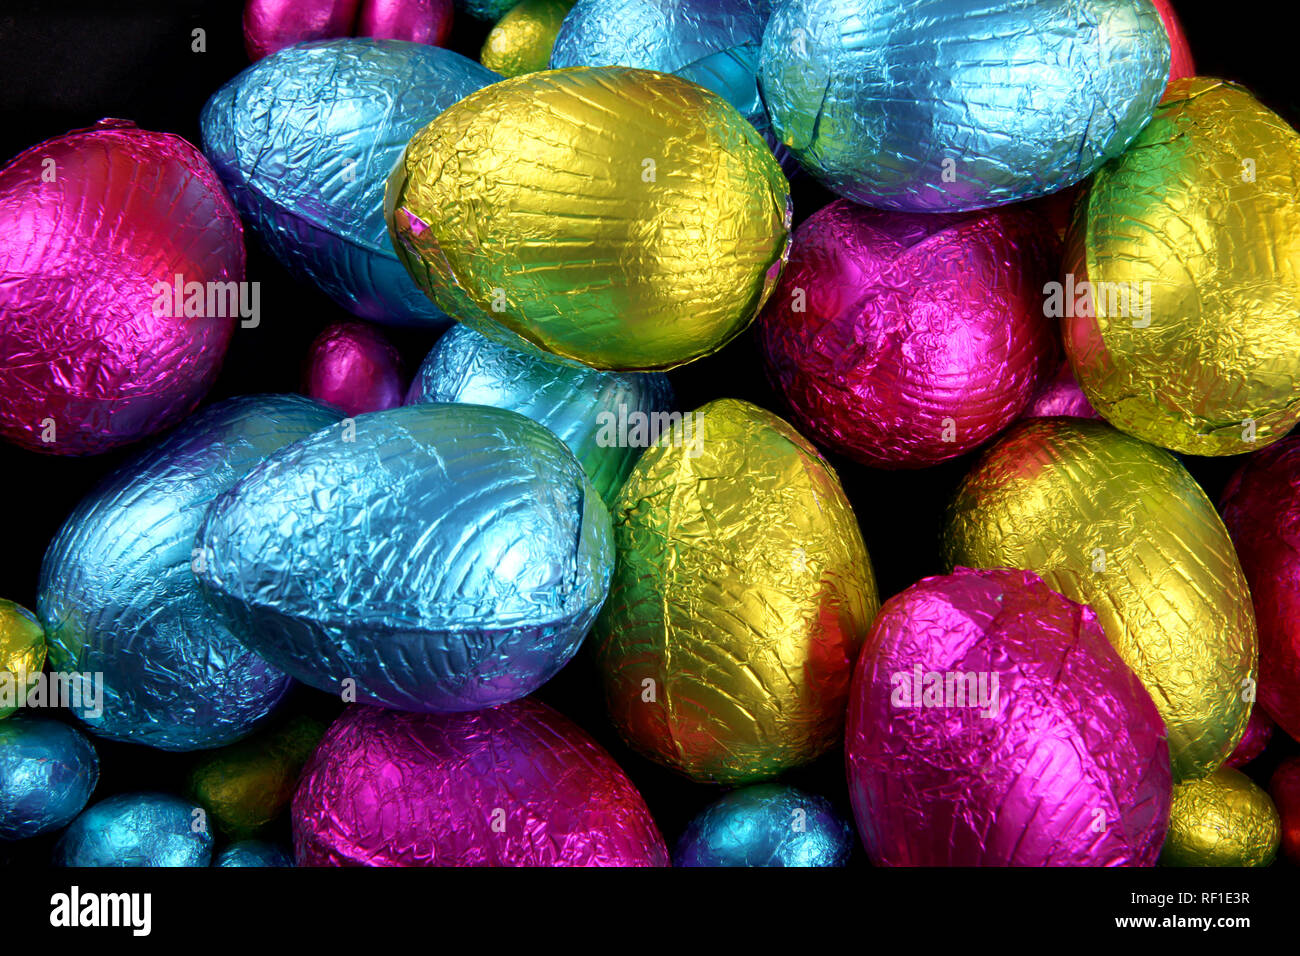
[0,120,245,456]
[846,567,1171,866]
[302,321,404,416]
[758,200,1058,469]
[1020,361,1101,421]
[243,0,454,60]
[293,701,670,866]
[1224,706,1274,769]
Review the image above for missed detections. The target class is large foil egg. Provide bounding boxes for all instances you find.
[244,0,455,60]
[674,784,853,867]
[303,320,405,416]
[943,418,1257,782]
[593,399,878,783]
[482,0,576,77]
[0,600,45,719]
[1160,768,1280,867]
[293,701,670,866]
[55,792,213,867]
[0,716,99,840]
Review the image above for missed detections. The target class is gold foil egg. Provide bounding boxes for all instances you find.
[480,0,576,77]
[943,418,1256,782]
[385,66,791,371]
[592,399,879,783]
[1161,767,1281,866]
[0,599,46,719]
[1065,78,1300,455]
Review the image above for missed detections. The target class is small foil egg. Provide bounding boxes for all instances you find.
[406,323,673,507]
[244,0,455,60]
[1064,78,1300,455]
[1019,361,1101,421]
[847,567,1171,866]
[215,840,295,867]
[1224,706,1273,769]
[303,320,405,416]
[758,200,1058,468]
[943,418,1257,782]
[196,404,613,713]
[1272,758,1300,865]
[481,0,576,77]
[458,0,516,18]
[0,600,45,719]
[38,395,343,751]
[674,784,853,867]
[593,399,878,784]
[0,716,99,840]
[385,66,791,370]
[201,40,498,327]
[293,701,670,865]
[55,792,214,867]
[0,119,244,455]
[1161,768,1280,867]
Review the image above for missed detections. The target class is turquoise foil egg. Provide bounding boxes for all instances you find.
[55,793,214,867]
[0,717,99,840]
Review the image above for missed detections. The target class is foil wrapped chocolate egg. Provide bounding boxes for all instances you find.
[0,119,244,455]
[1019,361,1101,421]
[0,600,45,719]
[1065,78,1300,455]
[196,404,613,713]
[406,324,673,507]
[293,701,670,865]
[593,399,878,783]
[38,395,343,751]
[0,716,99,840]
[758,200,1058,468]
[482,0,576,77]
[943,418,1257,782]
[1152,0,1195,84]
[1224,706,1273,769]
[759,0,1170,212]
[1161,768,1280,867]
[847,567,1171,866]
[201,40,498,326]
[386,66,791,370]
[458,0,516,19]
[215,840,295,867]
[244,0,455,60]
[1272,758,1300,864]
[55,792,213,867]
[303,321,405,416]
[674,784,853,867]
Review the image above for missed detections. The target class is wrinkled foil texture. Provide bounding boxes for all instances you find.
[293,701,670,866]
[847,567,1171,866]
[0,716,99,840]
[1020,361,1101,421]
[458,0,516,19]
[215,840,295,867]
[594,399,878,783]
[0,600,45,719]
[759,0,1169,211]
[303,321,405,416]
[759,200,1058,468]
[244,0,455,60]
[674,783,852,867]
[55,792,213,867]
[943,419,1257,782]
[1272,758,1300,864]
[1161,768,1280,867]
[1224,706,1273,769]
[1152,0,1195,83]
[0,119,244,455]
[38,395,343,751]
[482,0,576,77]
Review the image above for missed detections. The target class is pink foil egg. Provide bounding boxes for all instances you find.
[758,200,1058,469]
[302,321,404,416]
[1224,706,1274,769]
[293,701,670,866]
[846,567,1171,866]
[243,0,453,60]
[1020,360,1101,420]
[1152,0,1195,84]
[0,119,245,456]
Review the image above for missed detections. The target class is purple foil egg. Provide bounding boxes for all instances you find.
[1224,706,1274,769]
[303,321,404,416]
[1020,360,1102,420]
[293,701,670,866]
[846,567,1171,866]
[244,0,454,60]
[0,120,245,456]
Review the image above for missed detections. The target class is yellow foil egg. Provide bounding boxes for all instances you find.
[943,418,1256,782]
[480,0,576,77]
[385,66,791,371]
[592,399,879,783]
[0,599,46,719]
[1161,767,1281,866]
[1065,78,1300,455]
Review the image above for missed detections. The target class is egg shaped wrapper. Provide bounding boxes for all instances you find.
[244,0,456,60]
[1065,79,1300,455]
[1019,361,1101,421]
[847,567,1171,866]
[195,404,613,713]
[1272,758,1300,864]
[1224,706,1273,770]
[759,200,1058,468]
[55,792,213,867]
[356,0,454,45]
[303,320,405,416]
[201,40,498,327]
[0,599,45,720]
[1160,768,1280,866]
[943,419,1256,782]
[759,0,1169,212]
[593,399,878,784]
[674,783,852,867]
[1152,0,1195,84]
[293,701,670,866]
[482,0,576,77]
[215,840,295,867]
[407,324,673,507]
[38,395,344,751]
[385,66,791,370]
[0,119,244,455]
[0,716,99,840]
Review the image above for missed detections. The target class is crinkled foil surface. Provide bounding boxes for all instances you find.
[459,0,516,19]
[1224,706,1273,769]
[0,716,98,840]
[482,0,576,77]
[1161,768,1280,867]
[244,0,359,59]
[215,840,295,867]
[1152,0,1195,82]
[303,321,405,417]
[674,783,853,867]
[0,600,45,719]
[1020,361,1101,421]
[55,792,213,867]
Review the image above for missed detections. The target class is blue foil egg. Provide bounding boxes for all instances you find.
[195,404,614,713]
[0,716,98,840]
[406,325,674,508]
[55,792,213,867]
[459,0,518,19]
[759,0,1171,211]
[200,39,499,326]
[38,395,343,751]
[674,784,853,866]
[214,840,294,867]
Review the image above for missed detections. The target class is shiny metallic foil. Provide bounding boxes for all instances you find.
[196,404,613,713]
[1065,78,1300,455]
[406,324,673,507]
[1273,759,1300,864]
[1161,768,1280,867]
[847,568,1171,866]
[593,399,878,783]
[303,321,405,417]
[1152,0,1196,84]
[386,66,791,370]
[244,0,455,61]
[482,0,576,77]
[0,716,99,840]
[0,600,45,719]
[943,419,1257,782]
[215,840,295,867]
[0,120,244,456]
[55,792,213,867]
[38,396,343,751]
[458,0,516,19]
[759,200,1059,468]
[674,784,852,867]
[1019,361,1101,421]
[1224,706,1272,769]
[759,0,1169,212]
[202,40,498,327]
[293,701,670,866]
